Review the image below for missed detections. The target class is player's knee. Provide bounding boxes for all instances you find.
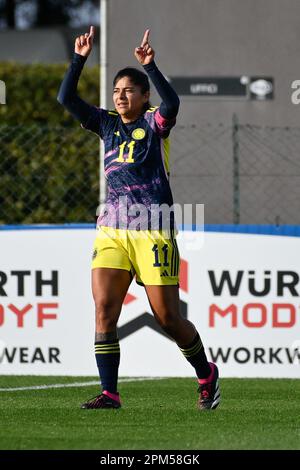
[156,310,181,331]
[95,313,118,331]
[94,298,118,322]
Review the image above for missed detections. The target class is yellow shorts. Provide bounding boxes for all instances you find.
[92,226,180,286]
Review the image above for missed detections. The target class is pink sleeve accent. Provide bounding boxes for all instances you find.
[154,109,176,137]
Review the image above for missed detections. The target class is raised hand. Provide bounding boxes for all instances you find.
[134,29,155,65]
[75,25,95,57]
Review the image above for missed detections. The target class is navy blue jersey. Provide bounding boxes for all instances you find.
[82,106,176,230]
[57,53,180,230]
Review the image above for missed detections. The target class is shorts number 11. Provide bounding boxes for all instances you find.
[152,244,169,267]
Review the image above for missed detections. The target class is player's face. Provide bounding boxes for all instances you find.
[113,76,149,122]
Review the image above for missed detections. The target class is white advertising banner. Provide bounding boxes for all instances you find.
[0,227,299,377]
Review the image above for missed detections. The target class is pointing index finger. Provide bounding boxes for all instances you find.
[88,25,95,38]
[141,29,150,47]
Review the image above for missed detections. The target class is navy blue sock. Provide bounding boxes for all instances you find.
[178,332,211,379]
[94,339,120,394]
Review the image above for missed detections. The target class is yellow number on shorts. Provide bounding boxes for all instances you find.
[152,244,169,267]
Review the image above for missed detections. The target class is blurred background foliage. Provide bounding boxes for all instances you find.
[0,60,101,224]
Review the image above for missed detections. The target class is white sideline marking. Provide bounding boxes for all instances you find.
[0,377,165,392]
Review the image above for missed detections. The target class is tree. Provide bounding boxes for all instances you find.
[35,0,75,26]
[0,0,17,28]
[0,0,99,29]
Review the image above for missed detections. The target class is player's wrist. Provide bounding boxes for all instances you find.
[142,60,157,72]
[73,52,88,62]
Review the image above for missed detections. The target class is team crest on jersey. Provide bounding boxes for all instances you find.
[132,128,146,140]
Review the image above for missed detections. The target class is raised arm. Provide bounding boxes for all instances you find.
[135,29,180,119]
[57,26,95,126]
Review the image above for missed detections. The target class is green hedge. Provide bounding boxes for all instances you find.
[0,60,99,125]
[0,60,101,224]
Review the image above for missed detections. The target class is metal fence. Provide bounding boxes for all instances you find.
[0,123,99,224]
[1,117,300,225]
[170,116,300,224]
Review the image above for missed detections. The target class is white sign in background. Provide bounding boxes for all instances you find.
[0,229,299,377]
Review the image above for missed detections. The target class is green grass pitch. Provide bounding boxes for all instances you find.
[0,376,299,450]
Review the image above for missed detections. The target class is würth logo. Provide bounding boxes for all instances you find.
[119,259,188,340]
[208,270,299,329]
[208,270,300,297]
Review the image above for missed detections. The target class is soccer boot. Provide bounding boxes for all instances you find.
[81,390,121,409]
[197,362,220,410]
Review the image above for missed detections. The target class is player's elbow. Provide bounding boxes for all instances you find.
[172,96,180,115]
[160,99,180,120]
[57,91,67,106]
[57,84,71,106]
[168,95,180,116]
[167,99,180,118]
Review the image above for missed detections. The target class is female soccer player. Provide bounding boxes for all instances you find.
[57,26,220,410]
